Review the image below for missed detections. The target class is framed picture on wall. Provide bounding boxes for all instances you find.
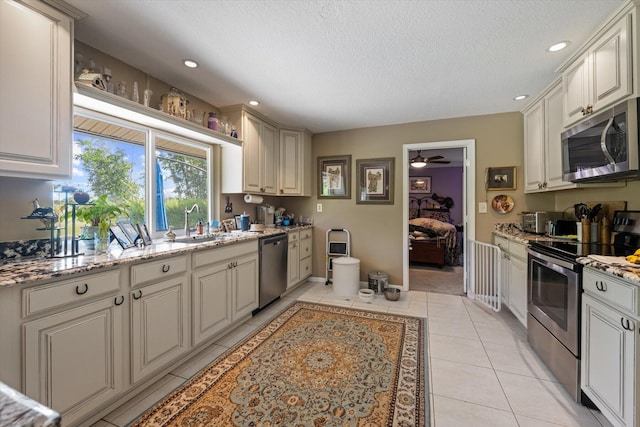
[318,155,351,199]
[409,176,431,193]
[356,157,395,204]
[486,166,516,190]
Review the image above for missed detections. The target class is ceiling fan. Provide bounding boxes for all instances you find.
[410,151,451,168]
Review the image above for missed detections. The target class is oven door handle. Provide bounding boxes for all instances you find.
[527,247,577,271]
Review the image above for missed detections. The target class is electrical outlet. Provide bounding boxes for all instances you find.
[316,203,323,212]
[478,202,488,214]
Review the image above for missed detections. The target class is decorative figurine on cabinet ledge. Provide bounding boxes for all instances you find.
[29,199,54,218]
[75,69,107,91]
[160,87,189,120]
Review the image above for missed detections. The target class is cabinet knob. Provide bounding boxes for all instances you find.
[596,281,607,292]
[542,182,547,188]
[133,290,143,300]
[621,317,633,331]
[114,295,125,306]
[75,283,89,295]
[162,264,171,273]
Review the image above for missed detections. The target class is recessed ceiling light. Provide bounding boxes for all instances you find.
[514,95,529,101]
[249,100,260,106]
[548,41,570,52]
[183,59,198,68]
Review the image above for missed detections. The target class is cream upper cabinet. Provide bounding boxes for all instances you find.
[0,0,73,179]
[279,129,312,196]
[221,106,278,194]
[562,9,633,127]
[524,80,576,193]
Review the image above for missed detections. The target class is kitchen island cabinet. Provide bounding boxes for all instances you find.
[0,0,73,179]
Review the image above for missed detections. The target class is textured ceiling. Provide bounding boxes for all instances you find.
[66,0,624,133]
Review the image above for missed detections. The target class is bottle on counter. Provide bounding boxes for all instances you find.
[197,219,204,235]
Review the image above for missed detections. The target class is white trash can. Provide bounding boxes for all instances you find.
[332,256,360,297]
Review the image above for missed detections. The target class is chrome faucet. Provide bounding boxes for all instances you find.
[184,204,200,237]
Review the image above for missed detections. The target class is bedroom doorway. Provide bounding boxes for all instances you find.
[402,140,476,294]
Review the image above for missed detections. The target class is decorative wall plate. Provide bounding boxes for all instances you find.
[492,195,514,214]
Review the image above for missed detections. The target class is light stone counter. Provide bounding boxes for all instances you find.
[0,227,316,288]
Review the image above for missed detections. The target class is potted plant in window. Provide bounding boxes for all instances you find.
[75,195,125,253]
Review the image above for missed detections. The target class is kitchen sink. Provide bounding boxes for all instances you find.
[173,235,221,244]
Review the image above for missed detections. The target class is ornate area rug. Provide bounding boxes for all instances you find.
[130,302,427,426]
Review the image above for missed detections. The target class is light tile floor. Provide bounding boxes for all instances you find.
[89,282,612,427]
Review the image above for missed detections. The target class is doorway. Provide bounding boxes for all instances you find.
[402,140,476,293]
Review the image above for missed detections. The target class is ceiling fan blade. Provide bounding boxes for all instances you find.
[428,160,451,164]
[425,155,444,161]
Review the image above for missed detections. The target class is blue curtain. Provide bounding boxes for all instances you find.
[156,160,168,230]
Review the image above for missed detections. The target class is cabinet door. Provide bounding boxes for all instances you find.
[131,275,189,383]
[563,53,590,126]
[243,113,261,193]
[524,101,545,192]
[192,262,232,346]
[24,297,123,425]
[287,240,300,288]
[591,14,631,113]
[582,295,636,427]
[508,255,527,327]
[0,0,72,178]
[232,252,259,320]
[261,121,278,194]
[500,252,510,306]
[544,82,574,191]
[279,129,303,195]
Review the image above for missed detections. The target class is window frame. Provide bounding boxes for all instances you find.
[71,106,217,239]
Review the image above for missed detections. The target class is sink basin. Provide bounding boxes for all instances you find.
[173,235,221,244]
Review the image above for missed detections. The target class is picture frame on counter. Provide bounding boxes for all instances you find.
[356,157,395,204]
[110,225,136,249]
[137,223,152,244]
[409,176,431,194]
[318,155,351,199]
[486,166,516,190]
[117,220,140,245]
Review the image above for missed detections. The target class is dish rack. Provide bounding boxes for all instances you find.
[325,228,351,285]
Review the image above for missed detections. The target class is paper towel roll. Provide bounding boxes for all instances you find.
[244,194,264,204]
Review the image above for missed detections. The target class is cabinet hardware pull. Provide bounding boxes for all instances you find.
[114,295,125,306]
[162,264,171,273]
[76,283,88,295]
[228,263,233,269]
[621,318,633,331]
[233,261,238,267]
[133,290,142,300]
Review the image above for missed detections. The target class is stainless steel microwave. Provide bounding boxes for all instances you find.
[561,98,640,182]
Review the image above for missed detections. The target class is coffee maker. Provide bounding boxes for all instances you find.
[256,205,275,226]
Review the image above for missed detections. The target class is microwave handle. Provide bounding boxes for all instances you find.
[600,117,616,166]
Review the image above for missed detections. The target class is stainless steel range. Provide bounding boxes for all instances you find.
[526,210,640,403]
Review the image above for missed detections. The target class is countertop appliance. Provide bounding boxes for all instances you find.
[257,233,287,309]
[526,210,640,404]
[256,205,275,226]
[562,97,640,183]
[521,211,563,234]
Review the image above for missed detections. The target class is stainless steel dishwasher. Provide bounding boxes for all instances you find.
[258,233,288,309]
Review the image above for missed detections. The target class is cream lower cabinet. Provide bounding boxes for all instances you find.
[130,274,189,383]
[191,241,259,346]
[299,228,312,282]
[287,231,301,288]
[24,296,124,426]
[0,0,72,179]
[493,235,527,327]
[582,268,639,427]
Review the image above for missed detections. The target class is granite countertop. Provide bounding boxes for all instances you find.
[0,381,60,427]
[0,225,312,288]
[578,256,640,284]
[492,223,559,244]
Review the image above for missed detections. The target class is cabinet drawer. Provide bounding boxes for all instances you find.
[299,228,312,240]
[131,255,187,287]
[23,269,120,317]
[300,256,312,279]
[288,231,299,242]
[510,241,528,260]
[583,269,638,315]
[299,238,312,260]
[494,235,509,253]
[192,241,258,269]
